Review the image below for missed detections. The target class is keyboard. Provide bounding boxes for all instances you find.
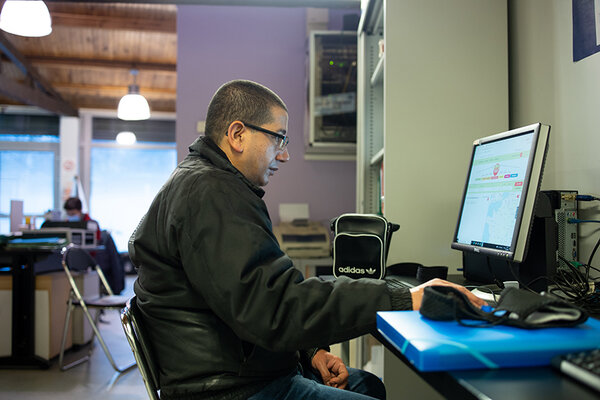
[385,276,415,290]
[552,348,600,392]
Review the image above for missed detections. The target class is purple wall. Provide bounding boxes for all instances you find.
[328,8,361,30]
[177,5,357,226]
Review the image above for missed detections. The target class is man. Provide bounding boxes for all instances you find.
[64,197,92,223]
[129,80,484,400]
[63,197,101,241]
[63,197,124,292]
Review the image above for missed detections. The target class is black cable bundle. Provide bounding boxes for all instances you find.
[548,235,600,314]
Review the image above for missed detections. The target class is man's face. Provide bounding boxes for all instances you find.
[65,209,82,217]
[243,107,290,187]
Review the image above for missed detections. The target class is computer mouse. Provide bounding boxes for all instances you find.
[471,288,498,303]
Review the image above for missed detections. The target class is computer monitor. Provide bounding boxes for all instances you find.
[451,123,551,287]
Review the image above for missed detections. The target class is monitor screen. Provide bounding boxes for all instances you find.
[451,123,550,264]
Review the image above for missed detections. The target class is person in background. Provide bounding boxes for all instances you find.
[64,197,91,222]
[63,197,124,293]
[63,197,101,241]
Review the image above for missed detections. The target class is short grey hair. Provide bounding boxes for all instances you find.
[204,80,287,143]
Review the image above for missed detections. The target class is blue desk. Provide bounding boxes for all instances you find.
[374,317,600,399]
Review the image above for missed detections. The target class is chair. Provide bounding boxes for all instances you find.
[121,296,161,400]
[58,244,136,373]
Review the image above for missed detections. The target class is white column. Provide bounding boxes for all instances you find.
[59,116,80,207]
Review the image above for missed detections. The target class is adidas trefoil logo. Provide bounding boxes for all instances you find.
[338,266,378,275]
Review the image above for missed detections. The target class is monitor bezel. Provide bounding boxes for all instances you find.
[451,123,550,263]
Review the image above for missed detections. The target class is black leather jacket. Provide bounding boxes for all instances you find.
[129,136,412,399]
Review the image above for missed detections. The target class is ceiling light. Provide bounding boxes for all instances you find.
[118,70,150,121]
[0,0,52,37]
[116,131,137,145]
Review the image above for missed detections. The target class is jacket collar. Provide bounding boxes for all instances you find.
[188,136,265,198]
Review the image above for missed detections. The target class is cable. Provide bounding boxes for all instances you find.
[576,194,600,201]
[486,225,600,313]
[549,255,600,314]
[506,261,540,294]
[567,218,600,224]
[587,232,600,268]
[556,256,589,295]
[486,257,504,289]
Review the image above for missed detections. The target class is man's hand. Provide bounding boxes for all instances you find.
[311,349,349,389]
[409,278,487,310]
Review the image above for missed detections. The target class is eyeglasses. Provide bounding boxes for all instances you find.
[242,121,289,150]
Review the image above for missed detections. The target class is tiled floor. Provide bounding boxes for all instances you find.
[0,276,148,400]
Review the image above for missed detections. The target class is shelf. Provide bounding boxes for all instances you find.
[370,55,384,87]
[358,0,383,35]
[370,148,384,165]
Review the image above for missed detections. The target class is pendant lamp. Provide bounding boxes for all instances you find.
[116,131,137,145]
[118,70,151,121]
[0,0,52,37]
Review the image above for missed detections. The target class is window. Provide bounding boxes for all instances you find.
[0,115,60,234]
[89,118,176,252]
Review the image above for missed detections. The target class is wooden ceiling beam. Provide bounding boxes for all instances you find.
[0,75,78,116]
[49,11,176,33]
[0,32,78,116]
[26,55,176,72]
[52,82,176,95]
[0,32,62,99]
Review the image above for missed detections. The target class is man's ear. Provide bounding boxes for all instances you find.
[226,121,245,153]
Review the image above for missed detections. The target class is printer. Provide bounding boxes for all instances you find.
[18,220,99,249]
[273,219,331,258]
[18,228,97,248]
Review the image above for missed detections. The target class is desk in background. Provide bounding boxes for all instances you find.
[0,246,58,368]
[0,246,100,368]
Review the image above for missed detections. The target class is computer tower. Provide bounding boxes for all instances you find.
[544,190,578,270]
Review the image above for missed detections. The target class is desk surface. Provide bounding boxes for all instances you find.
[374,272,600,399]
[374,329,600,400]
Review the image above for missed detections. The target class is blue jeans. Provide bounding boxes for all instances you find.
[248,365,386,400]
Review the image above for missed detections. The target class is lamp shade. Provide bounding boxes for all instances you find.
[117,85,151,121]
[0,0,52,37]
[116,131,137,145]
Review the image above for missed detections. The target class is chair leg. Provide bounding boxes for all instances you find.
[81,307,136,374]
[59,298,93,371]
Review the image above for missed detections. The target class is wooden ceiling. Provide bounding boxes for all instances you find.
[0,1,360,116]
[0,1,177,116]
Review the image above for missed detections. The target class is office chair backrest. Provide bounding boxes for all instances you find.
[61,244,115,296]
[121,296,161,400]
[62,245,96,271]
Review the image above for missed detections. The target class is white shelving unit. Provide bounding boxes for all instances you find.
[369,55,384,87]
[355,0,509,396]
[357,0,510,265]
[356,0,384,216]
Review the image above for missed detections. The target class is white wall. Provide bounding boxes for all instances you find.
[59,117,79,205]
[510,0,600,270]
[383,0,509,271]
